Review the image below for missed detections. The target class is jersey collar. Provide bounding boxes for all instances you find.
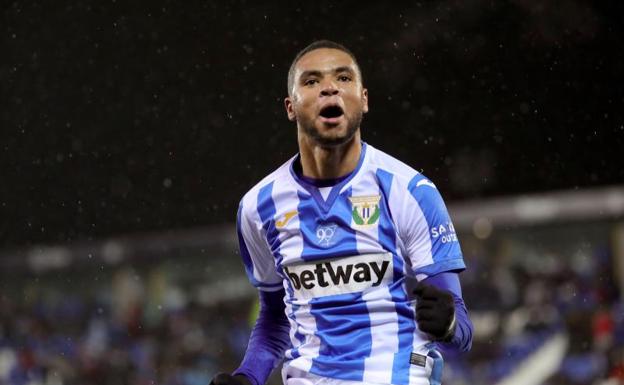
[289,142,368,213]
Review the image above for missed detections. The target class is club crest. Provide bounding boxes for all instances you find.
[348,195,381,228]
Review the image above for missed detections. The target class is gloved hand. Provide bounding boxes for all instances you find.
[413,281,456,342]
[210,373,252,385]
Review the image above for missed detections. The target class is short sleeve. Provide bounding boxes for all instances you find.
[400,174,465,279]
[237,200,284,291]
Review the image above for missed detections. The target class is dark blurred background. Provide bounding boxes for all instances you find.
[2,0,623,248]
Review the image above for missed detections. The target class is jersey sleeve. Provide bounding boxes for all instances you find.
[237,199,284,291]
[400,174,465,279]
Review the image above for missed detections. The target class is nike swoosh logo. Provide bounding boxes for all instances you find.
[276,210,298,228]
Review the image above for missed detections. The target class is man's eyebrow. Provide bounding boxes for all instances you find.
[333,66,355,75]
[298,66,357,80]
[299,70,323,80]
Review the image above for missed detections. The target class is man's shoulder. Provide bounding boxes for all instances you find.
[239,154,297,206]
[367,144,442,201]
[367,144,422,185]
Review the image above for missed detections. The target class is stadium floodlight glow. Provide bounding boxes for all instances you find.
[102,240,125,264]
[448,185,624,229]
[514,198,559,221]
[472,217,493,239]
[27,246,72,273]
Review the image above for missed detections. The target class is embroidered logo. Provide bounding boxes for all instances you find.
[348,195,381,228]
[275,210,298,229]
[316,223,338,247]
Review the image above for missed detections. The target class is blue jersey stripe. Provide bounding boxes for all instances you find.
[377,169,417,384]
[257,183,305,352]
[298,186,370,380]
[257,183,281,265]
[407,174,465,275]
[330,186,359,256]
[297,190,324,261]
[309,292,371,381]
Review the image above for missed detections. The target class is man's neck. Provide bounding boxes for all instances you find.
[297,131,362,180]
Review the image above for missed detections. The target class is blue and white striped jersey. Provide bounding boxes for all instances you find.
[237,142,465,385]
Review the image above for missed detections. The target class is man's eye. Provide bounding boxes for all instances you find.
[338,75,352,82]
[304,79,318,86]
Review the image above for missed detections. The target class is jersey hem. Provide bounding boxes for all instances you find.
[283,355,433,385]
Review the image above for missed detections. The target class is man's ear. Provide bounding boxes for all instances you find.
[362,88,369,114]
[284,96,296,121]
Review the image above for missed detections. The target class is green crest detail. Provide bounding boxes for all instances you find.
[352,207,365,225]
[348,195,382,228]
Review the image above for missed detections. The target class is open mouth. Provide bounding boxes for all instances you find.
[319,105,344,119]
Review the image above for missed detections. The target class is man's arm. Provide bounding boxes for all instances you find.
[398,174,472,351]
[413,271,473,352]
[211,200,290,385]
[211,288,291,385]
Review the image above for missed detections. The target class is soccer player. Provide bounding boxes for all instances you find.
[211,40,473,385]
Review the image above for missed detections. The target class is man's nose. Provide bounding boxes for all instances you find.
[320,81,339,97]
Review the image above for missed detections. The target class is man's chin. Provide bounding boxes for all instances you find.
[315,135,352,147]
[310,127,356,147]
[299,114,361,147]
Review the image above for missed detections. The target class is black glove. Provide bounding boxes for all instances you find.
[413,281,456,342]
[210,373,251,385]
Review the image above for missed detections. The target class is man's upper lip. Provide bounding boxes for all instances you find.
[319,96,343,109]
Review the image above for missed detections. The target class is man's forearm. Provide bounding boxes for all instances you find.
[422,272,473,352]
[233,289,290,385]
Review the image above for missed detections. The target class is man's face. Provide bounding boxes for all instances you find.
[285,48,368,147]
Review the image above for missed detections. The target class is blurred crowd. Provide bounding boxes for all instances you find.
[444,234,624,385]
[0,226,622,385]
[0,272,253,385]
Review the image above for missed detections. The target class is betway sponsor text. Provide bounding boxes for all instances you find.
[283,253,393,299]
